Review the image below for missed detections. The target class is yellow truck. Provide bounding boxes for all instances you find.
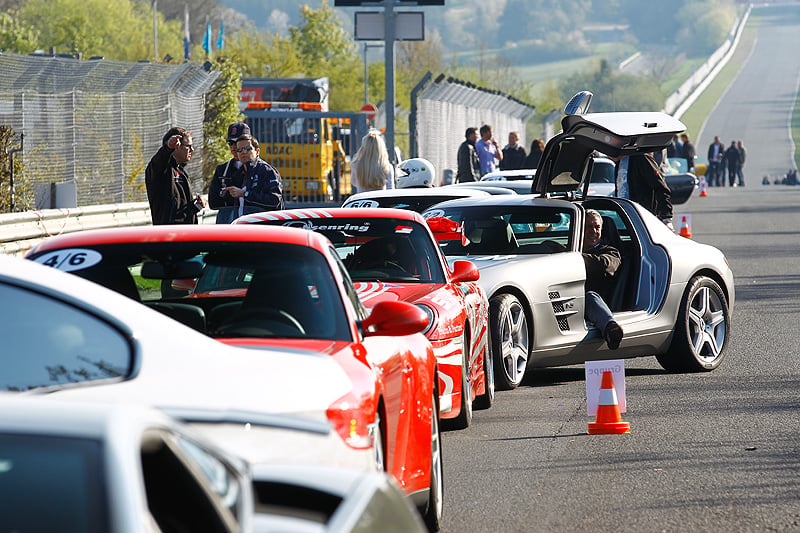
[241,78,360,202]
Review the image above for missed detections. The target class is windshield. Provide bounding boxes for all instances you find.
[245,217,447,284]
[424,205,575,256]
[31,242,351,342]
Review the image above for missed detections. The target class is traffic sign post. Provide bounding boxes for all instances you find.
[361,103,377,121]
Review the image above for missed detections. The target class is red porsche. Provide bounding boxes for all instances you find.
[27,224,444,530]
[235,208,494,429]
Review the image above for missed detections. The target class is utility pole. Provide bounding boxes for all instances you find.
[153,0,158,62]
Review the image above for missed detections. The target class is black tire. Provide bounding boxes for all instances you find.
[490,293,530,390]
[657,276,730,372]
[447,333,473,429]
[422,393,443,531]
[474,331,495,410]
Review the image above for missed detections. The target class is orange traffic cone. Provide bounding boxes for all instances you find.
[588,371,630,434]
[678,215,692,238]
[698,176,708,197]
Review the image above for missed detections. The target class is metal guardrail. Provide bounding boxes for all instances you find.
[0,203,216,257]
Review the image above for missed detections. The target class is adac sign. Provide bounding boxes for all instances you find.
[262,145,294,156]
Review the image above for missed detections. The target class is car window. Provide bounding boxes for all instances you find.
[0,433,109,531]
[248,217,446,284]
[425,205,574,256]
[30,242,353,342]
[0,283,132,391]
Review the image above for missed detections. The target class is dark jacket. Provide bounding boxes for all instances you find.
[207,159,245,210]
[620,154,673,220]
[583,241,622,303]
[524,150,542,169]
[681,140,696,170]
[456,140,481,182]
[240,158,284,211]
[145,144,198,225]
[500,144,527,170]
[723,145,741,170]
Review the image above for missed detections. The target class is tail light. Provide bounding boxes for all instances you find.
[326,390,375,450]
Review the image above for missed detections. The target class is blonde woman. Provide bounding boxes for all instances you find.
[351,131,395,192]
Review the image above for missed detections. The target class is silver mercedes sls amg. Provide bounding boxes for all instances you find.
[423,95,734,389]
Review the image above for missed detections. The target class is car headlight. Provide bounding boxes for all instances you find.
[415,304,436,336]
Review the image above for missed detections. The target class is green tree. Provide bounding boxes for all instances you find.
[288,1,361,111]
[224,23,304,78]
[0,13,38,54]
[18,0,185,61]
[202,58,242,188]
[560,59,663,112]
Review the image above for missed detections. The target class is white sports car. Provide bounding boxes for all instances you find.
[423,108,734,389]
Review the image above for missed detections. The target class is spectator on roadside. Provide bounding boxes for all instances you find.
[208,122,249,224]
[583,209,623,350]
[680,133,696,172]
[456,127,481,183]
[145,126,204,225]
[475,124,502,176]
[612,152,673,230]
[707,136,724,187]
[222,134,284,215]
[723,140,741,187]
[524,138,545,169]
[736,140,747,186]
[351,130,395,192]
[666,134,680,158]
[500,131,527,170]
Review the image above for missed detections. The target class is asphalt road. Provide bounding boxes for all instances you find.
[698,3,800,182]
[439,185,800,532]
[439,11,800,525]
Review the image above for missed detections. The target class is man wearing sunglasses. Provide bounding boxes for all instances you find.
[145,126,205,225]
[208,122,249,224]
[222,134,284,215]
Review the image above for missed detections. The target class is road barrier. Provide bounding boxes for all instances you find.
[0,203,216,257]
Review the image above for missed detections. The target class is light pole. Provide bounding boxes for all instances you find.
[153,0,158,62]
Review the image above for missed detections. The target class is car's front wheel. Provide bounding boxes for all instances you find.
[490,293,529,390]
[447,334,473,430]
[657,276,730,372]
[422,393,443,531]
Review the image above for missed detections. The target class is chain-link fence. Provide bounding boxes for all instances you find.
[0,53,219,210]
[410,73,536,183]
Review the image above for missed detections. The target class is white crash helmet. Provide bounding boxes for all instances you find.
[396,158,437,188]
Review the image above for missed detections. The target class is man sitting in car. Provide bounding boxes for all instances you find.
[582,209,623,350]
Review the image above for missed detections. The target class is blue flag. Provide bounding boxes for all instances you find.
[183,5,190,61]
[202,18,212,56]
[217,20,224,51]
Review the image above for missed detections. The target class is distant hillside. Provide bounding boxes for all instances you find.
[218,0,739,68]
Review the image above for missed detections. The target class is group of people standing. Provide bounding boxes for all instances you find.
[705,136,747,187]
[145,122,285,226]
[455,124,546,182]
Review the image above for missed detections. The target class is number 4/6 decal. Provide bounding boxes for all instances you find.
[32,249,103,272]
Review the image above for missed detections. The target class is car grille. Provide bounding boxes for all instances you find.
[548,290,576,332]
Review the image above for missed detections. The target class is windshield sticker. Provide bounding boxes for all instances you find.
[423,209,444,219]
[343,199,379,208]
[32,248,102,272]
[282,220,371,233]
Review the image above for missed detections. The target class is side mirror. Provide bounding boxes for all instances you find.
[564,90,593,115]
[450,260,479,283]
[361,301,428,337]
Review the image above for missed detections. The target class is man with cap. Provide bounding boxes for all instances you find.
[208,122,250,223]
